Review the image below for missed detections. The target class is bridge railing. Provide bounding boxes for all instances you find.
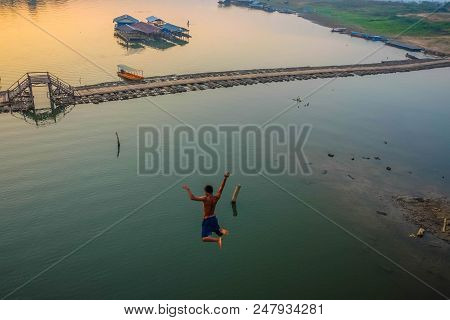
[7,75,31,101]
[6,73,77,103]
[48,73,75,94]
[7,73,29,92]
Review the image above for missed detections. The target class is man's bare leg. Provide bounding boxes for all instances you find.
[202,236,223,249]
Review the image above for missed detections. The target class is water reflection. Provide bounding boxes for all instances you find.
[143,38,177,50]
[115,131,120,158]
[231,202,238,217]
[115,39,146,55]
[0,0,69,11]
[116,37,178,52]
[114,33,188,52]
[12,103,75,126]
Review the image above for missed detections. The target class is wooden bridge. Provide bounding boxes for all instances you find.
[1,58,449,111]
[0,72,77,111]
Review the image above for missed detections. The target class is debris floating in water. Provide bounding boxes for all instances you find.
[386,166,392,171]
[328,153,335,158]
[416,227,425,238]
[376,210,388,216]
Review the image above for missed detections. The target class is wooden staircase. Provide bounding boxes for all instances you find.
[3,72,77,111]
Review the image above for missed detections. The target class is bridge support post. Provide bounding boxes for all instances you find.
[27,74,35,111]
[47,75,55,111]
[7,90,12,114]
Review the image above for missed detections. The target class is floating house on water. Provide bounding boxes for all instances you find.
[368,35,386,42]
[131,22,161,37]
[331,28,346,33]
[113,14,190,45]
[113,14,139,27]
[333,28,421,52]
[146,16,165,27]
[235,0,253,5]
[115,24,141,41]
[161,23,190,39]
[386,40,422,52]
[350,31,387,42]
[115,22,161,42]
[249,2,264,9]
[350,31,366,39]
[278,8,296,14]
[146,16,190,39]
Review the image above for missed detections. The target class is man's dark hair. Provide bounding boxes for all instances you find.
[204,185,213,194]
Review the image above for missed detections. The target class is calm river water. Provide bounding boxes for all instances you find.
[0,0,449,299]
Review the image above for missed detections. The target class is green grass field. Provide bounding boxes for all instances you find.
[259,0,450,37]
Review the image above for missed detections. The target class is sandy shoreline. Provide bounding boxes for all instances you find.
[394,196,450,243]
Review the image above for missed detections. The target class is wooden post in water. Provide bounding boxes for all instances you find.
[116,132,121,147]
[443,218,447,233]
[231,185,241,204]
[231,202,238,217]
[116,132,121,158]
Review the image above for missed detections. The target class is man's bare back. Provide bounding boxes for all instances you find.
[201,194,219,218]
[182,171,230,249]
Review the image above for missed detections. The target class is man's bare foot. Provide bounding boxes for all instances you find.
[218,237,223,249]
[221,228,229,236]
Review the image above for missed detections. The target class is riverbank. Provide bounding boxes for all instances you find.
[394,196,450,243]
[251,1,450,56]
[296,11,450,56]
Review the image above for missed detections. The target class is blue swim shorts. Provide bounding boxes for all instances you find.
[201,215,223,238]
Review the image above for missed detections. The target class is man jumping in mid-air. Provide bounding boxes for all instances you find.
[182,172,230,249]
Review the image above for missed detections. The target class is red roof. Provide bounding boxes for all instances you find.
[129,22,161,35]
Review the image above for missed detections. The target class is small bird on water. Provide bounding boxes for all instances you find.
[293,97,303,109]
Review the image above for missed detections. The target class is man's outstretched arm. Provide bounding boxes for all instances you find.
[216,171,230,199]
[182,185,205,201]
